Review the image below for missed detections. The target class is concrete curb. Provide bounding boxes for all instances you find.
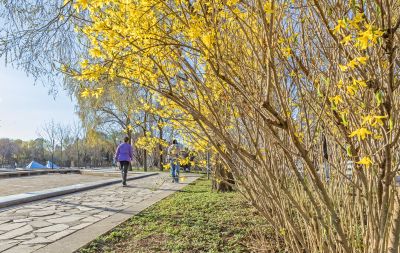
[0,173,158,209]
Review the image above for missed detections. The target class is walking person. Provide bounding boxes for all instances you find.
[114,137,133,186]
[167,139,181,183]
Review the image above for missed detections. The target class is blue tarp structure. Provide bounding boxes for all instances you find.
[26,161,46,169]
[46,161,60,169]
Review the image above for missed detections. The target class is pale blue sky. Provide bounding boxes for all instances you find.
[0,62,78,140]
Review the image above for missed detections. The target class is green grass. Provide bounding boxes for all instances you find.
[78,177,272,253]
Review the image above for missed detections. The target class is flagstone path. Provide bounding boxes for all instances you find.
[0,173,199,253]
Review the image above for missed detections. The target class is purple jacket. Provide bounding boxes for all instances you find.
[115,143,133,162]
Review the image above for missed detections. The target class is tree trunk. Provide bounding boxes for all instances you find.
[143,149,147,171]
[212,156,235,192]
[158,126,163,171]
[143,114,148,172]
[60,142,63,167]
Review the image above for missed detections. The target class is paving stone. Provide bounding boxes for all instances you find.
[30,221,52,228]
[81,216,100,223]
[34,232,54,238]
[53,212,70,217]
[13,218,32,223]
[0,222,26,232]
[30,210,56,217]
[0,225,33,240]
[46,215,85,224]
[22,205,43,209]
[0,241,19,252]
[35,224,69,233]
[15,233,36,240]
[0,215,27,221]
[22,237,52,245]
[0,220,11,225]
[0,216,12,221]
[40,206,56,211]
[77,206,93,211]
[94,211,113,219]
[46,229,75,242]
[3,243,45,253]
[15,209,34,215]
[69,223,92,230]
[69,209,84,215]
[40,214,61,220]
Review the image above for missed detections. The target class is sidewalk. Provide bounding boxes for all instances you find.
[0,173,200,253]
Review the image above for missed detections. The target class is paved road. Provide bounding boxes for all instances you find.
[0,174,120,196]
[0,173,199,253]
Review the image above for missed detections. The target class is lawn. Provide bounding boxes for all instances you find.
[78,177,274,253]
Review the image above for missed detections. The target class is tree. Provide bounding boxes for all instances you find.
[56,123,71,166]
[2,0,400,252]
[39,120,57,168]
[0,138,18,166]
[68,1,400,252]
[70,121,84,167]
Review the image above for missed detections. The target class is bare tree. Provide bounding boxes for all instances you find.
[56,123,70,167]
[39,120,57,169]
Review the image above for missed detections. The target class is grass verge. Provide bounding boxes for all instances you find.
[77,177,273,253]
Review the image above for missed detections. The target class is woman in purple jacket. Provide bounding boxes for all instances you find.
[114,137,133,186]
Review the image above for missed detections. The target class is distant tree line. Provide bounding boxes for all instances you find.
[0,118,181,170]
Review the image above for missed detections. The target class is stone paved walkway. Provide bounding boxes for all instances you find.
[0,173,199,253]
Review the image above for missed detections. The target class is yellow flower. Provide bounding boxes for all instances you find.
[349,128,372,141]
[337,79,344,89]
[353,13,364,23]
[282,47,292,58]
[355,35,369,50]
[347,59,358,69]
[76,0,88,9]
[349,13,364,29]
[263,2,274,14]
[96,87,104,95]
[356,156,373,168]
[346,85,357,96]
[362,115,374,126]
[89,48,102,58]
[80,88,90,98]
[340,35,352,45]
[353,79,367,88]
[356,56,368,65]
[373,29,385,38]
[373,115,388,127]
[329,95,342,105]
[339,65,348,71]
[333,19,346,34]
[294,132,304,143]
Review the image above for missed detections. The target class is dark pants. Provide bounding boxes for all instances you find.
[120,161,130,185]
